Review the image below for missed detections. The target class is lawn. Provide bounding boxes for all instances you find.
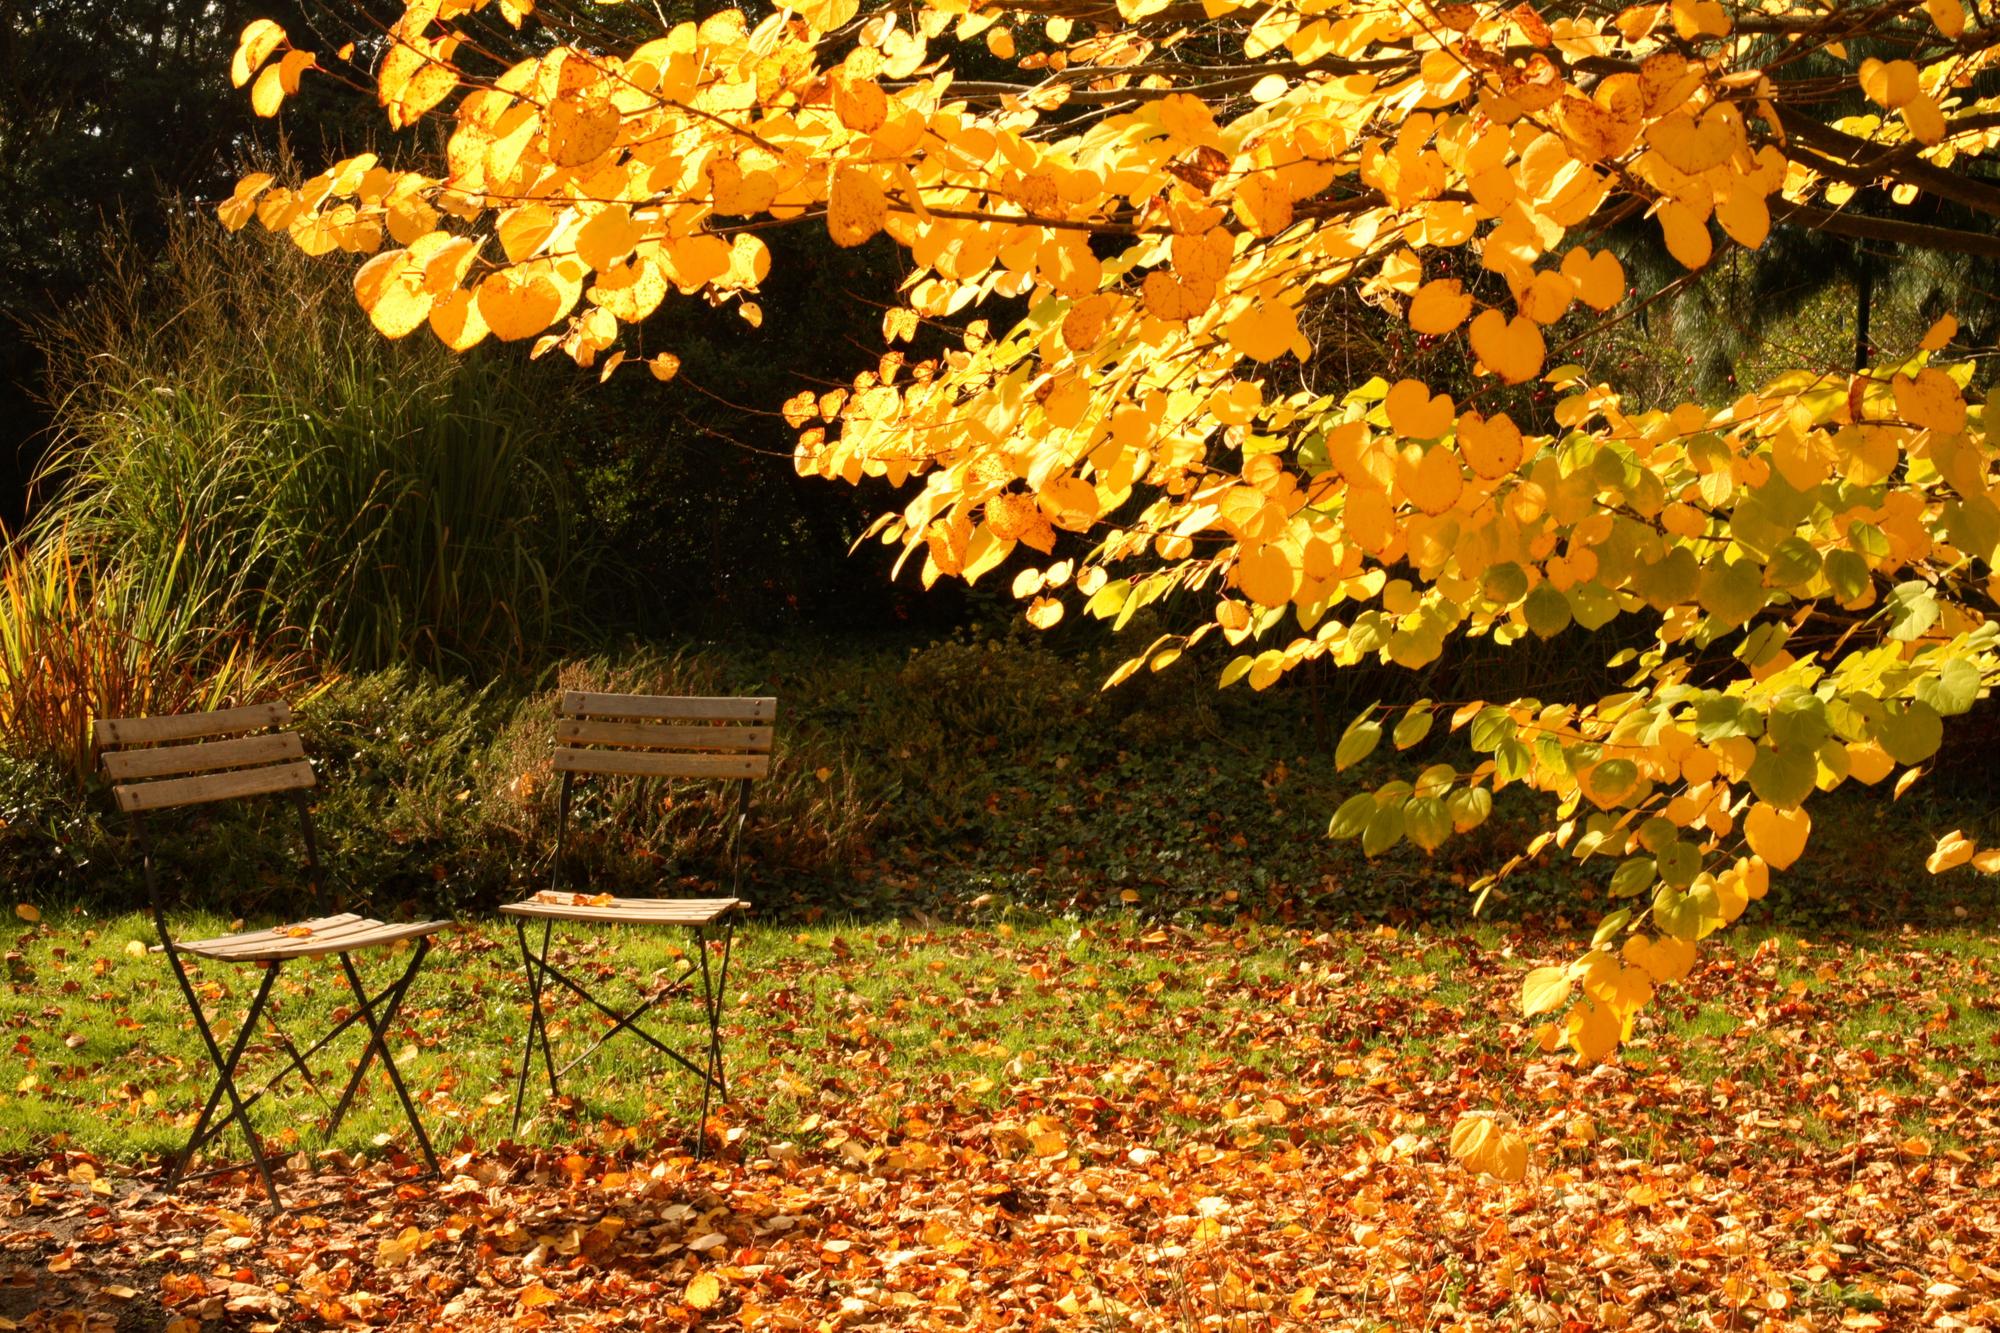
[3,911,1998,1329]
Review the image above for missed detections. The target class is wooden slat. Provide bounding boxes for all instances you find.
[179,913,363,957]
[500,895,743,925]
[555,719,772,752]
[93,702,292,748]
[560,692,776,723]
[101,732,305,781]
[553,748,768,779]
[113,759,316,813]
[181,916,448,962]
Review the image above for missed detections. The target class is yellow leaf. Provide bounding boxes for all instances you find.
[14,903,40,923]
[1623,933,1695,984]
[1742,801,1809,870]
[1647,106,1742,175]
[545,97,621,168]
[1859,58,1920,110]
[1516,270,1574,325]
[1565,998,1623,1063]
[1025,596,1065,628]
[1919,314,1958,351]
[1657,199,1713,270]
[834,76,888,133]
[1407,279,1473,334]
[1560,248,1625,311]
[1926,0,1966,35]
[354,249,434,339]
[648,353,682,382]
[231,19,286,88]
[1449,1112,1528,1182]
[828,167,888,248]
[1520,965,1571,1016]
[1892,367,1966,433]
[795,0,859,32]
[125,939,147,958]
[1235,544,1300,607]
[1457,409,1524,480]
[476,269,564,342]
[1223,302,1306,363]
[1926,830,1975,874]
[1714,181,1770,249]
[251,62,288,117]
[1669,0,1731,38]
[1468,309,1544,383]
[429,289,490,351]
[376,1226,425,1267]
[276,47,316,94]
[685,1272,721,1310]
[1406,444,1463,516]
[1384,379,1453,439]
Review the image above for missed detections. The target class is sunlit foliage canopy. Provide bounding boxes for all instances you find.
[228,0,2000,1058]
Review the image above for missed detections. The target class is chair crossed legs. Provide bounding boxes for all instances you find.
[499,691,766,1155]
[97,704,449,1205]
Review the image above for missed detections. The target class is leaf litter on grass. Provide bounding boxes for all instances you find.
[1,920,1998,1330]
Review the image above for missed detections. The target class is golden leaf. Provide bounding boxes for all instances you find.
[1467,309,1544,383]
[231,19,286,89]
[1407,279,1473,334]
[828,167,888,248]
[1449,1112,1528,1182]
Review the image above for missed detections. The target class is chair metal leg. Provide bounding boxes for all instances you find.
[166,957,285,1205]
[336,944,440,1177]
[324,943,429,1141]
[512,917,562,1132]
[510,912,739,1159]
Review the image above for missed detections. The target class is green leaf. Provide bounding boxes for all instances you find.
[1328,792,1376,839]
[1763,536,1821,589]
[1656,839,1700,889]
[1336,715,1384,772]
[1693,696,1749,742]
[1823,548,1871,603]
[1698,557,1766,627]
[1447,785,1493,832]
[1393,706,1434,750]
[1879,699,1943,765]
[1747,744,1817,809]
[1482,562,1529,605]
[1361,802,1404,857]
[1404,795,1451,851]
[1523,582,1572,638]
[1589,758,1638,803]
[1884,580,1940,642]
[1468,707,1515,752]
[1495,738,1533,785]
[1766,693,1830,751]
[1520,966,1572,1017]
[1916,656,1981,717]
[1610,856,1657,898]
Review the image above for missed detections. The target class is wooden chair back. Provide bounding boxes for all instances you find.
[94,702,326,924]
[548,692,776,896]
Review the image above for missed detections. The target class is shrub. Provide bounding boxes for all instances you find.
[30,208,593,675]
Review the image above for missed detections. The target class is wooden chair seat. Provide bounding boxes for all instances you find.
[177,913,451,963]
[499,895,742,927]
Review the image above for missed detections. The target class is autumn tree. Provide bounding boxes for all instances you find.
[224,0,2000,1060]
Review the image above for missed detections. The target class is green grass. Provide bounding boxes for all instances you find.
[6,913,1999,1174]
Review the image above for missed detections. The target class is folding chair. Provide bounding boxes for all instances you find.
[96,702,450,1206]
[500,691,764,1154]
